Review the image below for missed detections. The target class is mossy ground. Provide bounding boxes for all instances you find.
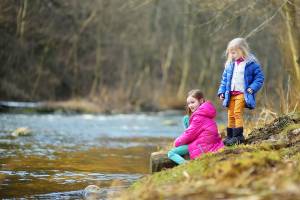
[114,113,300,200]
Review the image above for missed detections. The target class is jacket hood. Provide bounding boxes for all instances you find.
[245,53,259,65]
[193,101,216,119]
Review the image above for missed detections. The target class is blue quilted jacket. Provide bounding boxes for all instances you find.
[217,56,264,109]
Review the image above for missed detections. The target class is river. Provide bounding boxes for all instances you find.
[0,112,185,199]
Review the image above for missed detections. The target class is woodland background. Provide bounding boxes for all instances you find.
[0,0,299,113]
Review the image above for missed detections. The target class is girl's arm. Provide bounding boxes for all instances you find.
[248,64,264,93]
[174,116,202,147]
[182,115,189,129]
[217,68,228,96]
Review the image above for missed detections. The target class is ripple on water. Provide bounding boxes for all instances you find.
[0,169,141,199]
[0,113,182,198]
[32,186,125,200]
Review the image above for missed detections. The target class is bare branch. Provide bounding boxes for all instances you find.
[244,0,288,39]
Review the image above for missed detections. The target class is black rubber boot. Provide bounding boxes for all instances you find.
[223,128,233,146]
[225,127,245,146]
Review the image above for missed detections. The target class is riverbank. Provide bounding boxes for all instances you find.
[0,99,185,114]
[113,113,300,200]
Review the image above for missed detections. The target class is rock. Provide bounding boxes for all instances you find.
[150,151,177,173]
[291,128,300,135]
[162,120,178,126]
[83,185,102,199]
[246,113,300,147]
[11,127,32,137]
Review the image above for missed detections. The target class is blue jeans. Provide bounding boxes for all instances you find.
[168,145,189,165]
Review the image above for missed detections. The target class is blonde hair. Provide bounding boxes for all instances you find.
[225,38,251,66]
[186,89,204,116]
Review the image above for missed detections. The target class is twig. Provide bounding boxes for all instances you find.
[245,0,289,39]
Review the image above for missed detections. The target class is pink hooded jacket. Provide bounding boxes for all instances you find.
[174,101,224,159]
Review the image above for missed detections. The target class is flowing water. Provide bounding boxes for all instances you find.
[0,112,185,199]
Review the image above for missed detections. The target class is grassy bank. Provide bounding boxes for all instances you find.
[113,113,300,200]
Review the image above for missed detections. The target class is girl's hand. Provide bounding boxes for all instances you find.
[219,93,224,100]
[247,88,253,94]
[173,141,177,147]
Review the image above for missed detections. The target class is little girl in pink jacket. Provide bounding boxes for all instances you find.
[168,89,224,164]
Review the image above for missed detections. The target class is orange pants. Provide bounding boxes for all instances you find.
[228,94,245,128]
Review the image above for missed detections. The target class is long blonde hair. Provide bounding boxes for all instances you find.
[225,38,251,66]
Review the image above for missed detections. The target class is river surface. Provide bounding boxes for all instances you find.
[0,112,186,199]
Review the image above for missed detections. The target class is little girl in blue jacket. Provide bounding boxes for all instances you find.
[218,38,264,146]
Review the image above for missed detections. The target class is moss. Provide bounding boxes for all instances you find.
[278,124,300,135]
[114,113,300,200]
[246,113,300,144]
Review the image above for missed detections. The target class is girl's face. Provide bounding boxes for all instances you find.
[229,48,243,60]
[187,96,203,113]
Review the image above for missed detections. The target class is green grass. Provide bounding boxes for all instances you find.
[114,113,300,200]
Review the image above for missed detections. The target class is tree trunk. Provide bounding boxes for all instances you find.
[31,46,49,98]
[177,2,193,99]
[161,43,174,86]
[90,23,102,97]
[283,0,300,83]
[71,41,79,98]
[17,0,28,43]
